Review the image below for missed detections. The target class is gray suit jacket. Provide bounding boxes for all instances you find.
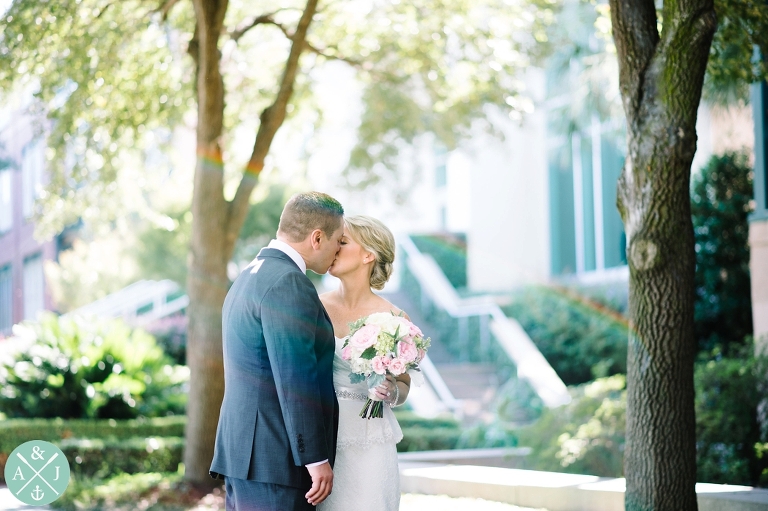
[210,248,339,489]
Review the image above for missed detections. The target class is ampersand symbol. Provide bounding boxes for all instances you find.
[30,446,45,461]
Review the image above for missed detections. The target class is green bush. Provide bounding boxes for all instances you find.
[61,436,183,479]
[0,416,186,454]
[517,375,626,478]
[397,427,463,452]
[695,344,768,485]
[691,152,754,353]
[410,234,467,289]
[504,286,629,384]
[0,313,188,419]
[458,420,520,449]
[394,410,460,429]
[0,416,186,483]
[394,410,464,452]
[513,348,768,486]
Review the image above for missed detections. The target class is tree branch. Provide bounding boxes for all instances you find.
[230,10,293,42]
[156,0,181,21]
[305,40,363,67]
[225,0,319,254]
[608,0,659,119]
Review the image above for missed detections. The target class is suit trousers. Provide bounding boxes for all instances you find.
[225,477,314,511]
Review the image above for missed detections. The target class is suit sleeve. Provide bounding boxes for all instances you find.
[261,272,328,466]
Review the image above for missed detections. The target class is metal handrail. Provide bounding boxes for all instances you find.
[398,235,571,408]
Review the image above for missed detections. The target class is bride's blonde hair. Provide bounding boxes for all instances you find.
[344,215,395,290]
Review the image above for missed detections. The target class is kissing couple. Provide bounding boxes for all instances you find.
[210,191,418,511]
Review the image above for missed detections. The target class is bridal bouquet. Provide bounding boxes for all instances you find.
[341,312,431,419]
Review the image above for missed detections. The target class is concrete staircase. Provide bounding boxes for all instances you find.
[434,363,500,422]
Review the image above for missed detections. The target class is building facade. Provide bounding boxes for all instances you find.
[0,101,57,336]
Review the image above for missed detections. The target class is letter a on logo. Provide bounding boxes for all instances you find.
[12,466,25,480]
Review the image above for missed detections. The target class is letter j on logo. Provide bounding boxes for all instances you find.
[4,441,71,505]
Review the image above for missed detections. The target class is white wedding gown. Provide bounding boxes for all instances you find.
[317,337,403,511]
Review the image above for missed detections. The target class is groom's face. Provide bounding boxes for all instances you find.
[312,220,344,274]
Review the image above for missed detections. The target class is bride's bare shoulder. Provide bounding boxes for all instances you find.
[374,296,411,321]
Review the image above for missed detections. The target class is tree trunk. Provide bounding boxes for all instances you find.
[608,0,717,509]
[182,0,319,485]
[184,0,229,486]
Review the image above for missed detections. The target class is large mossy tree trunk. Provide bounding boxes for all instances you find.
[183,0,319,485]
[608,0,717,509]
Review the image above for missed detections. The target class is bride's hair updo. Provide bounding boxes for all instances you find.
[344,215,395,290]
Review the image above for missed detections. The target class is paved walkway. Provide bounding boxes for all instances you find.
[0,486,542,511]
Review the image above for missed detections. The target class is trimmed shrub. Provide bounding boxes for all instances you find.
[0,416,186,454]
[397,427,463,452]
[61,437,184,479]
[695,344,768,485]
[394,410,460,430]
[517,375,626,478]
[691,152,754,353]
[0,416,186,483]
[0,313,188,419]
[504,286,628,385]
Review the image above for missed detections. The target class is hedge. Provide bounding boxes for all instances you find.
[0,414,464,482]
[60,437,184,479]
[0,416,186,454]
[0,417,185,483]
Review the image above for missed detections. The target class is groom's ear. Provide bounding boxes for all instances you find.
[309,228,324,249]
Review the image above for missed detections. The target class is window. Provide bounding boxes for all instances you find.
[0,168,11,233]
[0,264,12,334]
[23,253,44,321]
[22,139,44,219]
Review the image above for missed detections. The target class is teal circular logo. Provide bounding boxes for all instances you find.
[4,441,71,505]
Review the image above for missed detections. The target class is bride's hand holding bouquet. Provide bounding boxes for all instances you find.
[341,312,430,419]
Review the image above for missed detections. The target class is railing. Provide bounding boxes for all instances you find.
[68,279,188,326]
[399,235,571,408]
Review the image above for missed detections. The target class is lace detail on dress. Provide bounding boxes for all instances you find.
[332,337,403,451]
[319,336,402,511]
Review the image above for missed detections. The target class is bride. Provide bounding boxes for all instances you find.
[318,215,411,511]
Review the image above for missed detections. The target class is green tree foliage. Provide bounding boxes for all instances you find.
[704,0,768,103]
[0,0,555,234]
[593,0,768,104]
[691,153,753,353]
[0,313,188,419]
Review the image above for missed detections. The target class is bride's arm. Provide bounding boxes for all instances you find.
[392,373,411,406]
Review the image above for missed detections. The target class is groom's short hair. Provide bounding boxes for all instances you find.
[277,192,344,242]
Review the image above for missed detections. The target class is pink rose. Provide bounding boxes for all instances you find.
[417,349,426,362]
[341,346,352,360]
[388,357,407,376]
[371,355,390,375]
[397,340,418,363]
[349,325,381,350]
[408,322,423,338]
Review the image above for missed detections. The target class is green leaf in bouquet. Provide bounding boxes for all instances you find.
[349,373,366,384]
[361,347,377,360]
[367,373,385,389]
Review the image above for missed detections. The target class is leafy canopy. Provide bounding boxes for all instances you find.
[0,0,555,231]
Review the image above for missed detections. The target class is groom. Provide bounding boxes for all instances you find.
[210,192,344,510]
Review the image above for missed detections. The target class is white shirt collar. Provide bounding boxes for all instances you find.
[267,239,307,273]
